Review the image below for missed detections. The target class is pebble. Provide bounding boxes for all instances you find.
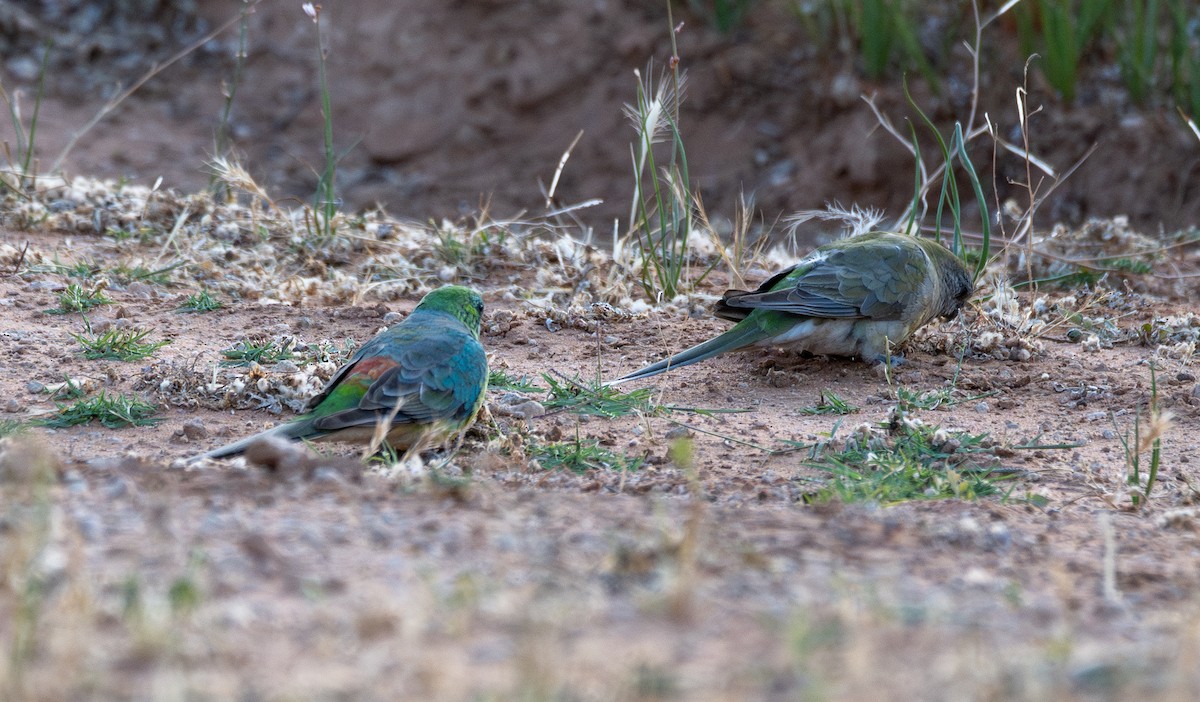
[274,360,300,374]
[6,56,41,82]
[26,380,45,393]
[26,280,66,292]
[974,401,990,413]
[382,311,404,325]
[664,426,690,440]
[3,398,22,412]
[181,418,208,440]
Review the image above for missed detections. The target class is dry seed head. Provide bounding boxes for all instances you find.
[1137,409,1174,455]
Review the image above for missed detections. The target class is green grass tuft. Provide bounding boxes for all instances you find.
[800,391,859,416]
[802,413,1008,504]
[488,370,544,393]
[0,418,26,438]
[40,392,160,428]
[178,289,223,313]
[532,437,644,474]
[73,328,170,362]
[220,337,296,367]
[46,283,112,315]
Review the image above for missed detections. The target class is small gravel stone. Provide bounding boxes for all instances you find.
[382,311,404,324]
[974,401,990,413]
[26,380,45,393]
[181,418,208,440]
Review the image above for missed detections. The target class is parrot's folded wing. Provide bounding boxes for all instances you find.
[716,239,926,321]
[310,333,485,433]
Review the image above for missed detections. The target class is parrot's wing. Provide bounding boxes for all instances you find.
[717,239,927,321]
[309,330,486,433]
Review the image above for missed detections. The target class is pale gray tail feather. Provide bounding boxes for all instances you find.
[607,323,767,386]
[193,419,315,461]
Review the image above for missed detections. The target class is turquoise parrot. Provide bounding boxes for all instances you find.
[198,285,488,460]
[611,231,973,384]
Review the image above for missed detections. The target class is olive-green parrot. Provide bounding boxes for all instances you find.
[611,231,973,384]
[197,285,488,460]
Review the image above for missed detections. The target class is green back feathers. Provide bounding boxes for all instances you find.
[415,285,485,337]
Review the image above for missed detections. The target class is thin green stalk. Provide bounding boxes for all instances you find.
[213,1,253,197]
[952,123,991,277]
[19,43,51,188]
[308,4,338,241]
[1118,0,1160,103]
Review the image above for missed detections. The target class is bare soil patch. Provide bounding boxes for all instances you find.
[4,2,1200,700]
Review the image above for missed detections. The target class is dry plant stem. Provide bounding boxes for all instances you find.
[1017,81,1037,284]
[1101,511,1121,603]
[545,130,583,208]
[52,4,260,172]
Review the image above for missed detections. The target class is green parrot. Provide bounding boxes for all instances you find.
[611,231,973,385]
[197,285,489,460]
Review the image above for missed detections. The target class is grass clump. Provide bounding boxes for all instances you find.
[0,42,50,194]
[531,437,644,474]
[110,262,182,286]
[46,283,112,315]
[541,373,730,420]
[623,7,712,302]
[488,370,543,393]
[220,337,295,367]
[40,392,160,429]
[73,328,170,362]
[802,411,1006,504]
[1115,364,1170,509]
[303,2,340,244]
[178,289,223,313]
[800,391,859,416]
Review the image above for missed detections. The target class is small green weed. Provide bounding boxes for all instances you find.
[802,413,1007,504]
[854,0,939,89]
[543,373,730,419]
[800,391,859,416]
[221,337,296,367]
[532,437,644,474]
[46,283,112,314]
[0,42,49,193]
[0,418,25,438]
[1115,364,1170,508]
[488,369,544,393]
[178,289,223,313]
[624,10,712,302]
[28,257,99,279]
[73,328,170,361]
[40,392,160,428]
[104,225,158,243]
[305,3,339,243]
[110,262,182,286]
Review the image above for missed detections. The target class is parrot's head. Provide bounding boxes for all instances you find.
[928,243,974,320]
[416,285,485,337]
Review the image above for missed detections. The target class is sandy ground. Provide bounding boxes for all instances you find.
[1,184,1199,699]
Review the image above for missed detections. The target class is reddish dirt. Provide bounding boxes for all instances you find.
[4,3,1200,700]
[15,1,1200,235]
[1,214,1199,698]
